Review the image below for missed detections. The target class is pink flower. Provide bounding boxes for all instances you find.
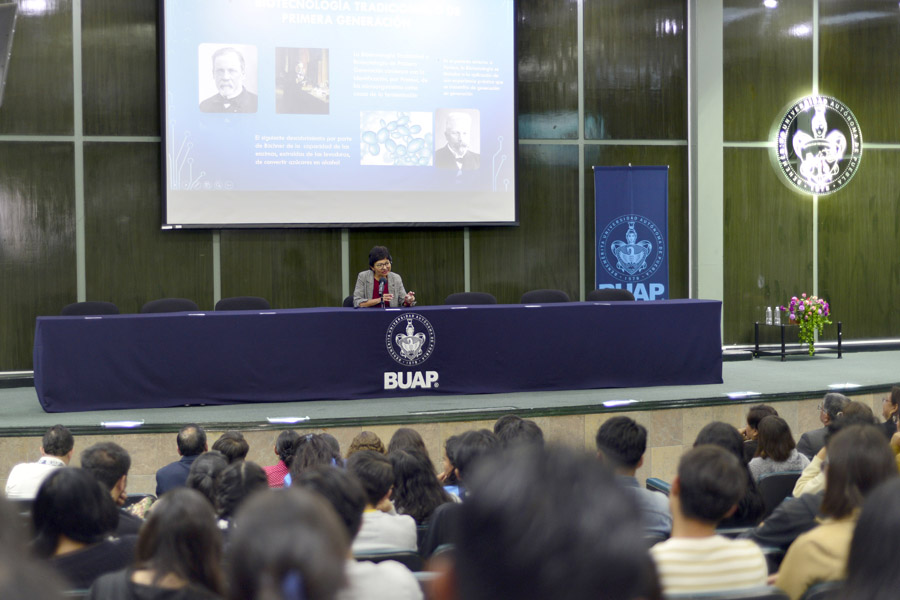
[789,313,796,321]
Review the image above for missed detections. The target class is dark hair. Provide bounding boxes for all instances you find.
[596,416,647,469]
[319,433,342,462]
[294,466,367,541]
[275,430,300,465]
[212,431,249,464]
[755,416,796,461]
[454,429,500,481]
[694,421,743,459]
[79,442,131,491]
[456,444,660,600]
[820,424,898,519]
[290,434,341,482]
[177,424,207,457]
[496,419,544,449]
[32,468,119,558]
[389,449,452,524]
[677,445,747,524]
[843,478,900,600]
[387,427,429,458]
[493,414,522,435]
[746,405,778,431]
[367,245,392,268]
[41,425,73,457]
[442,435,461,486]
[346,451,394,506]
[215,460,269,520]
[346,431,386,457]
[186,451,228,507]
[891,386,900,409]
[839,400,876,423]
[135,487,224,596]
[822,392,850,421]
[227,488,347,600]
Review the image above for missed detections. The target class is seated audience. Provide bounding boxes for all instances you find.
[211,431,250,464]
[346,451,417,553]
[387,428,429,458]
[389,450,454,525]
[264,429,299,488]
[740,404,778,463]
[650,445,767,595]
[286,433,342,486]
[321,433,343,463]
[694,422,765,527]
[796,393,848,460]
[32,468,136,589]
[214,460,268,532]
[5,424,74,500]
[494,416,544,449]
[840,477,900,600]
[595,416,672,539]
[774,424,898,600]
[748,416,809,481]
[156,424,207,497]
[879,385,899,441]
[80,442,144,535]
[0,496,68,599]
[437,434,461,497]
[346,431,386,458]
[87,488,224,599]
[186,451,228,508]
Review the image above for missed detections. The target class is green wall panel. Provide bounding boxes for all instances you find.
[83,142,213,313]
[0,143,76,370]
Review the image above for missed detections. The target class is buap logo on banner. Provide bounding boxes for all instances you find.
[383,313,438,390]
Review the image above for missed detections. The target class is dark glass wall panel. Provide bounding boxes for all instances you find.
[723,0,813,142]
[818,150,900,339]
[584,0,686,140]
[81,0,159,136]
[583,145,688,300]
[350,229,463,307]
[819,0,900,143]
[220,230,343,309]
[0,143,76,370]
[0,1,74,135]
[470,144,579,303]
[723,148,813,344]
[517,0,578,139]
[84,142,213,313]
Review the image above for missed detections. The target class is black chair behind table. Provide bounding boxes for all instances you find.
[353,549,424,572]
[586,288,636,302]
[342,295,355,308]
[140,298,200,313]
[214,296,271,311]
[757,471,802,520]
[799,581,843,600]
[665,586,790,600]
[520,289,570,304]
[444,292,497,305]
[60,301,120,316]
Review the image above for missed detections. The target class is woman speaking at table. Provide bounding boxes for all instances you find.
[353,245,417,308]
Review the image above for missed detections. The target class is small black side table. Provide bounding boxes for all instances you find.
[753,321,842,361]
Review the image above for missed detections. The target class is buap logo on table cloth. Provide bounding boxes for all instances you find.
[384,313,438,390]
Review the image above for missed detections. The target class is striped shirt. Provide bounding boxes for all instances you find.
[650,535,768,595]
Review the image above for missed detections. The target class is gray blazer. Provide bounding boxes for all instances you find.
[353,270,415,308]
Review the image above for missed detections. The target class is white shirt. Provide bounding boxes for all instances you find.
[650,535,768,595]
[352,510,418,553]
[5,456,67,499]
[337,559,423,600]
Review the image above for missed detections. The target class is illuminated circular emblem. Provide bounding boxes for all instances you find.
[598,214,665,283]
[773,95,862,195]
[385,313,435,366]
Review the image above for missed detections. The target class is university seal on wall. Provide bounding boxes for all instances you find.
[598,214,665,283]
[385,313,436,367]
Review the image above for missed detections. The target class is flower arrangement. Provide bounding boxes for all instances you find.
[780,294,832,356]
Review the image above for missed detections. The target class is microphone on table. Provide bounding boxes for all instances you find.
[379,278,387,308]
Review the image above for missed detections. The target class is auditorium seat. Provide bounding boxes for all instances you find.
[757,471,802,519]
[665,586,789,600]
[60,301,119,316]
[353,549,423,572]
[799,581,843,600]
[646,478,671,496]
[587,288,636,301]
[140,298,200,313]
[342,295,354,307]
[444,292,497,305]
[214,296,271,311]
[520,289,570,303]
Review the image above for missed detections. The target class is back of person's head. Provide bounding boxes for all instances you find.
[387,427,428,457]
[443,435,462,486]
[676,445,747,525]
[186,451,228,506]
[495,419,544,449]
[389,449,451,523]
[41,424,73,457]
[346,451,393,507]
[822,392,850,421]
[275,430,300,466]
[843,477,900,600]
[825,408,884,444]
[746,404,778,431]
[215,460,269,520]
[755,416,796,461]
[212,431,249,464]
[227,488,347,600]
[290,434,341,482]
[821,424,898,519]
[136,487,224,596]
[838,400,877,423]
[452,444,660,600]
[453,429,500,481]
[693,421,744,462]
[368,245,391,267]
[79,442,130,491]
[32,468,118,558]
[320,433,342,462]
[492,414,522,435]
[595,416,647,469]
[177,424,207,457]
[0,498,67,599]
[346,431,385,458]
[890,386,900,412]
[294,466,366,541]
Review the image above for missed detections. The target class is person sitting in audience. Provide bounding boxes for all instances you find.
[80,442,144,536]
[211,431,249,464]
[694,421,765,527]
[286,434,342,487]
[346,451,417,553]
[156,424,207,497]
[774,424,898,600]
[186,450,228,508]
[650,445,767,595]
[740,404,778,463]
[294,466,423,600]
[748,416,809,482]
[879,386,899,441]
[596,416,672,539]
[430,444,660,600]
[840,477,900,600]
[32,468,136,590]
[389,449,455,525]
[5,424,74,500]
[437,435,461,497]
[87,487,225,599]
[264,429,299,488]
[321,433,343,464]
[796,392,849,460]
[214,460,268,532]
[0,495,68,599]
[494,416,544,449]
[346,431,386,458]
[387,427,430,458]
[226,487,348,600]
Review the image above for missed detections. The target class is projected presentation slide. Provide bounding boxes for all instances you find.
[162,0,517,227]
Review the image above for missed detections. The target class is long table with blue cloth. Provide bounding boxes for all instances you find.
[33,299,723,413]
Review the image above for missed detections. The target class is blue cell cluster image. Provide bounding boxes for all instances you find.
[360,111,434,166]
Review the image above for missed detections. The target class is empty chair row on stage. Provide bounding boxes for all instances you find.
[59,296,272,315]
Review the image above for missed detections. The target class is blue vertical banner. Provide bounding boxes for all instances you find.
[593,166,669,300]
